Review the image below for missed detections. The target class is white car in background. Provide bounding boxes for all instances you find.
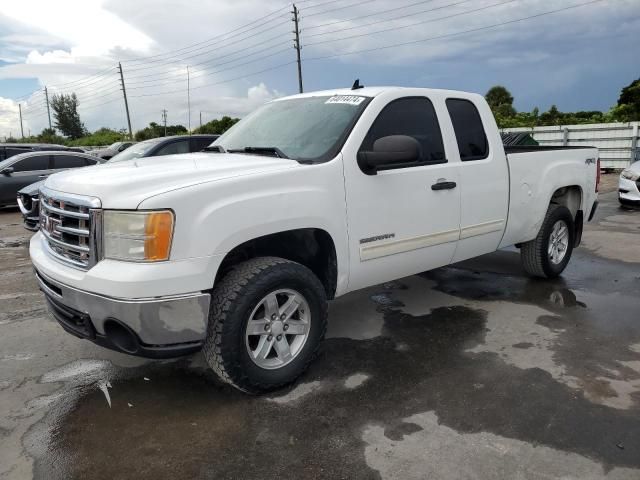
[619,162,640,206]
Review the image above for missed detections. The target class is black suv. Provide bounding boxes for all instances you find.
[108,135,219,162]
[0,143,81,161]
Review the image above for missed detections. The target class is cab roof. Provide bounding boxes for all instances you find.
[278,86,481,100]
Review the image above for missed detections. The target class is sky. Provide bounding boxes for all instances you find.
[0,0,638,139]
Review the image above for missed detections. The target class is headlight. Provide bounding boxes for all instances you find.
[103,210,174,262]
[621,169,640,181]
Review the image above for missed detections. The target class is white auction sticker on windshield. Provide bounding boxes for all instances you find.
[325,95,365,105]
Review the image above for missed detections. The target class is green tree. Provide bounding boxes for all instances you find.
[134,122,188,141]
[50,93,87,139]
[614,78,640,121]
[485,86,516,125]
[37,128,66,144]
[68,127,127,146]
[539,105,561,125]
[193,116,240,135]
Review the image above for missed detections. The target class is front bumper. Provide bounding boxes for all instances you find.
[17,194,40,231]
[618,176,640,204]
[35,269,211,358]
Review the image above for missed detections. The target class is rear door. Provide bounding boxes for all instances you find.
[343,95,462,291]
[0,154,51,204]
[444,97,509,262]
[51,154,94,172]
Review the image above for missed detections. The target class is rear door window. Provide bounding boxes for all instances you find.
[446,99,489,161]
[12,155,50,172]
[156,140,190,156]
[52,155,86,169]
[190,137,215,152]
[360,97,446,167]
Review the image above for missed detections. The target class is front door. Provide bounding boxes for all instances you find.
[0,154,51,205]
[343,95,462,292]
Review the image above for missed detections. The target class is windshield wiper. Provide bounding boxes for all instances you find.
[226,146,289,159]
[203,145,225,153]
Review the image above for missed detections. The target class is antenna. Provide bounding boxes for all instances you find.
[351,79,364,90]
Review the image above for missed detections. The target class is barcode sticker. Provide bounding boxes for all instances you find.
[325,95,366,105]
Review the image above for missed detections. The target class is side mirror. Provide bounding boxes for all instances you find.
[1,166,14,176]
[357,135,421,175]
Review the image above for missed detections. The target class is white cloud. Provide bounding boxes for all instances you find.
[26,50,76,65]
[0,97,20,139]
[1,0,153,57]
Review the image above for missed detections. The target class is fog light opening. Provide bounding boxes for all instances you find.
[104,320,139,354]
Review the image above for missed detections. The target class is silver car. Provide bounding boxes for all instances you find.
[619,161,640,206]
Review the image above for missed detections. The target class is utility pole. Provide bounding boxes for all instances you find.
[161,109,168,136]
[199,111,202,129]
[292,4,303,93]
[187,66,191,134]
[118,62,133,139]
[44,86,52,130]
[18,104,24,138]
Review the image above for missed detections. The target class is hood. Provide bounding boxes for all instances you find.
[43,152,298,208]
[628,161,640,174]
[18,179,45,196]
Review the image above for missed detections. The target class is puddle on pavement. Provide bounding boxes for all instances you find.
[28,252,640,480]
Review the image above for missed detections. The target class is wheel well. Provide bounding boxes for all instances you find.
[550,185,583,247]
[214,229,338,299]
[550,185,582,218]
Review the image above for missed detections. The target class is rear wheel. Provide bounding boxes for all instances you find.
[521,205,575,278]
[203,257,327,393]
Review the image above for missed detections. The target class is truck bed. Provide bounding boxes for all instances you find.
[499,146,599,248]
[503,145,596,154]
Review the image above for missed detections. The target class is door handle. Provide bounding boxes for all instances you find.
[431,181,457,191]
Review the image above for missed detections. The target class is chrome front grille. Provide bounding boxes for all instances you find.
[39,187,102,270]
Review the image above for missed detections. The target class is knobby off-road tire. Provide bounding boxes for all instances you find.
[203,257,328,393]
[521,204,575,278]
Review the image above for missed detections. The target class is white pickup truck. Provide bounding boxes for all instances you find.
[30,87,600,392]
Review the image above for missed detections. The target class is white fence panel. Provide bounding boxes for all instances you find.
[503,122,640,169]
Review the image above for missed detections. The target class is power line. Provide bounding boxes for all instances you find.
[122,6,290,65]
[304,0,605,60]
[125,0,477,90]
[305,0,517,47]
[126,47,292,90]
[123,24,288,74]
[39,66,117,91]
[298,0,346,12]
[304,0,372,18]
[304,0,439,31]
[129,60,296,98]
[304,0,473,38]
[125,34,292,83]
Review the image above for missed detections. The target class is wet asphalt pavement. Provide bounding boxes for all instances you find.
[1,176,639,479]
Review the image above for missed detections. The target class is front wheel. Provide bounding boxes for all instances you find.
[203,257,327,393]
[521,205,575,278]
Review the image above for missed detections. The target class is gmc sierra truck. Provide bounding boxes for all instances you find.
[30,87,599,393]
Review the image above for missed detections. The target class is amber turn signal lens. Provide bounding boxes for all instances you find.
[144,211,174,261]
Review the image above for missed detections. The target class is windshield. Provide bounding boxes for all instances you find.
[0,153,31,169]
[213,95,370,162]
[108,139,162,162]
